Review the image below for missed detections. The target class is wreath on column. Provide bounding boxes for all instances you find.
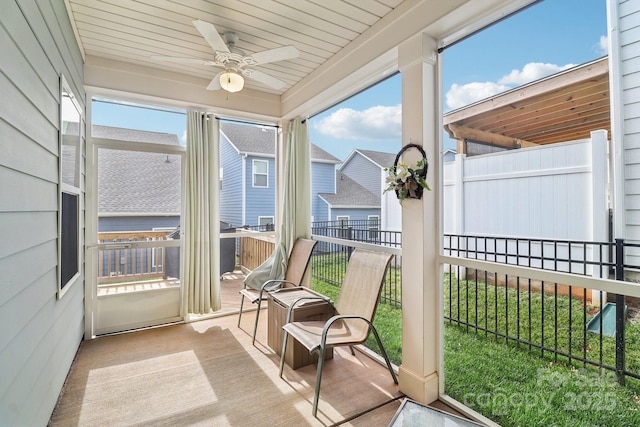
[383,143,431,203]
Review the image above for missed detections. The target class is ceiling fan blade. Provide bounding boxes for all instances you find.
[151,55,216,66]
[207,71,224,90]
[192,20,229,53]
[245,69,286,89]
[251,46,299,65]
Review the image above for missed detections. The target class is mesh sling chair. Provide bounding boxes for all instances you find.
[278,249,398,417]
[238,238,317,345]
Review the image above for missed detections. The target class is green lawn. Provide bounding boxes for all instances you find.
[311,271,640,426]
[445,325,640,426]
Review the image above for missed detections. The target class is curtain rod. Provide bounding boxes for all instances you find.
[216,116,279,129]
[437,0,542,53]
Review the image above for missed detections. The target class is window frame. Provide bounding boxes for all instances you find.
[58,75,83,299]
[336,215,350,228]
[252,159,269,188]
[258,215,275,231]
[368,215,380,240]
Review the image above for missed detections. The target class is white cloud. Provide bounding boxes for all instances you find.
[446,62,575,110]
[498,62,575,86]
[446,81,510,110]
[314,104,402,140]
[598,35,608,56]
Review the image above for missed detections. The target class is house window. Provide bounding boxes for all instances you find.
[336,215,350,239]
[337,216,349,228]
[258,216,274,231]
[368,215,380,241]
[253,159,268,187]
[58,75,82,299]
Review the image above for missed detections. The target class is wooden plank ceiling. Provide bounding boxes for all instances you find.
[443,57,610,150]
[66,0,405,95]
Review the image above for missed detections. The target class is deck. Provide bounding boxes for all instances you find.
[50,272,468,426]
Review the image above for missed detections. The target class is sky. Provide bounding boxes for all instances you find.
[92,0,608,162]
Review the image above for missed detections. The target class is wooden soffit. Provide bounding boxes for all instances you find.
[443,57,610,148]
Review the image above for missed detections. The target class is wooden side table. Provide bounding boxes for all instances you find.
[267,287,334,369]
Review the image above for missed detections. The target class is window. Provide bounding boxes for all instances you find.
[258,216,274,231]
[336,215,350,239]
[58,75,82,298]
[253,159,268,187]
[368,215,380,241]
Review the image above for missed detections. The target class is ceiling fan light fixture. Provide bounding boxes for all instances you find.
[220,70,244,92]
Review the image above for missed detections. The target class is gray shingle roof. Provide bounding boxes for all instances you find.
[220,121,340,163]
[96,126,181,215]
[318,172,380,208]
[310,143,341,164]
[93,125,182,145]
[220,122,275,155]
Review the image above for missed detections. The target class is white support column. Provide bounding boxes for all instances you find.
[397,32,440,404]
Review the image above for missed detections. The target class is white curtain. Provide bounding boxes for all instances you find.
[183,111,221,314]
[244,118,311,290]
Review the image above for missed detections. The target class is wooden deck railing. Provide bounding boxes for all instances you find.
[97,229,275,284]
[238,233,275,271]
[98,231,173,284]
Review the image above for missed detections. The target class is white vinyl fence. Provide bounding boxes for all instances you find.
[443,130,610,278]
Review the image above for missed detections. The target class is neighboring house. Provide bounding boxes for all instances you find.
[337,149,401,231]
[443,149,456,162]
[318,171,380,224]
[219,121,340,228]
[5,3,636,426]
[95,125,182,232]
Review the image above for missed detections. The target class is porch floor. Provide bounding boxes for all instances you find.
[50,272,467,426]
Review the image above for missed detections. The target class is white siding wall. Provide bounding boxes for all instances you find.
[615,0,640,266]
[0,1,85,425]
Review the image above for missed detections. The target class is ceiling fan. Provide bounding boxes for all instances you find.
[152,20,299,93]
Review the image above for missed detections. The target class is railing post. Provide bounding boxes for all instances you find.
[615,238,625,385]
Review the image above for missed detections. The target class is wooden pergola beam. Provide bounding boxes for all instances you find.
[445,123,537,151]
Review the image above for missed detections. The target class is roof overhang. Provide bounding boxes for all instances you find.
[443,57,610,151]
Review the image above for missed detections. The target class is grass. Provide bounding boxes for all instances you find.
[445,325,640,426]
[445,275,640,377]
[310,269,640,426]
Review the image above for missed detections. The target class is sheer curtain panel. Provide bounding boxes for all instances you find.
[183,111,221,314]
[244,118,311,290]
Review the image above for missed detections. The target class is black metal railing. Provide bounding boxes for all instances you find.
[309,237,402,308]
[305,223,640,385]
[312,220,402,248]
[444,234,640,385]
[444,234,616,276]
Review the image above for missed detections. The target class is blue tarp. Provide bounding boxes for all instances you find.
[586,302,628,337]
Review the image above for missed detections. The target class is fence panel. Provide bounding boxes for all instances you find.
[443,138,607,243]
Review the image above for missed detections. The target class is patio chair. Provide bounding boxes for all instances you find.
[238,238,317,345]
[278,248,398,417]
